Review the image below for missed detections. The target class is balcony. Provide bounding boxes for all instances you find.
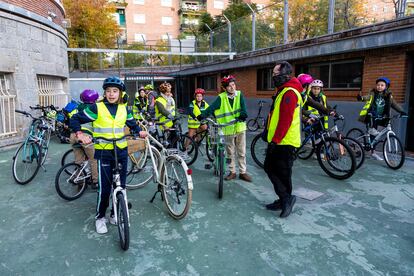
[179,2,206,14]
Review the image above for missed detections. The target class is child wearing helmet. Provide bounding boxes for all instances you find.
[198,75,252,182]
[67,89,100,189]
[69,76,147,234]
[303,79,333,129]
[133,86,148,120]
[187,88,209,141]
[357,77,406,160]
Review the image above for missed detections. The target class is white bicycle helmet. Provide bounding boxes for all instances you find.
[310,79,324,88]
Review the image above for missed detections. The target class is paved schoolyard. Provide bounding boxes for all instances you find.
[0,135,413,275]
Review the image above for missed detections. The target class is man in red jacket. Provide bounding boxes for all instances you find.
[264,61,303,218]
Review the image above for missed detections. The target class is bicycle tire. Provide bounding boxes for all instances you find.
[126,146,160,189]
[342,137,365,170]
[12,141,42,185]
[316,137,356,180]
[346,128,367,147]
[250,133,266,168]
[205,134,214,162]
[176,134,198,166]
[297,138,314,161]
[116,192,130,251]
[247,119,259,132]
[161,155,192,219]
[40,128,52,165]
[218,147,224,199]
[383,134,405,170]
[61,148,74,166]
[55,162,88,201]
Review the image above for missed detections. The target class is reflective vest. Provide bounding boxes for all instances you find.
[188,100,209,129]
[214,91,246,135]
[267,87,303,147]
[155,96,175,128]
[68,109,93,135]
[92,102,127,150]
[132,97,148,120]
[359,95,373,117]
[307,94,328,129]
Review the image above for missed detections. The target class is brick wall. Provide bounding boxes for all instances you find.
[3,0,65,27]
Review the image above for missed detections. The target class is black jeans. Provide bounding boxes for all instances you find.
[264,144,295,203]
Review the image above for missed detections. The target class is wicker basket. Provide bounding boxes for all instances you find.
[124,128,146,154]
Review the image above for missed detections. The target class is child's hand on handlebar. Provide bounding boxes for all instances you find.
[76,132,92,144]
[138,131,148,138]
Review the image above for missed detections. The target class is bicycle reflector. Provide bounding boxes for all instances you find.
[187,168,192,175]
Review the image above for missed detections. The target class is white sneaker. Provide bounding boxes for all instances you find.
[95,217,108,234]
[108,214,117,225]
[371,152,383,161]
[368,128,379,136]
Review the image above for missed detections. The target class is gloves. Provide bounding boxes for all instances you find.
[197,114,204,121]
[356,94,363,101]
[238,114,247,122]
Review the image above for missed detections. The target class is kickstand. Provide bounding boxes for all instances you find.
[149,190,160,203]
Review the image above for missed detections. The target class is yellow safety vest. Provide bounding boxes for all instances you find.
[93,102,127,150]
[267,87,303,147]
[68,109,93,135]
[155,96,175,128]
[188,100,209,129]
[307,94,328,129]
[359,95,373,117]
[132,97,148,120]
[214,91,246,135]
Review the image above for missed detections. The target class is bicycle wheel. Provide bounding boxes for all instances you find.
[126,146,160,189]
[342,137,365,170]
[61,149,75,166]
[217,147,225,199]
[12,141,42,185]
[297,133,315,160]
[116,192,130,251]
[383,134,405,170]
[176,134,198,166]
[205,134,215,162]
[247,119,259,132]
[250,133,267,168]
[316,137,356,180]
[40,128,51,165]
[161,155,192,219]
[346,128,367,147]
[55,162,88,201]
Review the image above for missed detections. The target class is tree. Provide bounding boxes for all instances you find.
[64,0,121,70]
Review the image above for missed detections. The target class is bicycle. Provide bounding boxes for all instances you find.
[184,120,215,162]
[247,100,266,132]
[138,121,193,219]
[295,116,357,180]
[203,118,233,199]
[346,114,407,170]
[250,132,267,168]
[12,109,54,184]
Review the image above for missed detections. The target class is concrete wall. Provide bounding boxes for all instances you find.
[0,3,69,147]
[69,79,105,101]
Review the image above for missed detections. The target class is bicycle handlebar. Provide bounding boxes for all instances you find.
[93,134,137,143]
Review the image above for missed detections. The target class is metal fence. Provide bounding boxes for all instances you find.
[37,75,69,109]
[0,73,17,138]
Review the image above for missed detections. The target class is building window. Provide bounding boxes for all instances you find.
[162,16,173,25]
[134,33,146,42]
[0,73,17,138]
[133,14,146,24]
[257,68,274,91]
[133,0,144,4]
[198,75,217,91]
[161,34,169,40]
[117,9,126,27]
[296,59,363,89]
[161,0,172,7]
[214,0,224,10]
[37,75,68,109]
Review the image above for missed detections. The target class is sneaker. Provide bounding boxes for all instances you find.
[95,217,108,234]
[368,128,379,136]
[224,172,236,181]
[280,195,296,218]
[108,214,117,225]
[239,173,252,182]
[266,200,282,211]
[371,152,383,161]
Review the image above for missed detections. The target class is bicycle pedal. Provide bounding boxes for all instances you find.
[204,163,212,169]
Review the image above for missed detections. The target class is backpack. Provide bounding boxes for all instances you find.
[63,100,79,114]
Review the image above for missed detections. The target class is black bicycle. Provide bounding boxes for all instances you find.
[247,100,266,132]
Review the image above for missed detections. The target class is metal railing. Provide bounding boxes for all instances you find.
[37,75,69,108]
[0,73,17,138]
